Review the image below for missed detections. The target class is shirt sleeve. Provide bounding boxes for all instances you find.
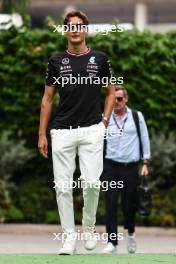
[138,111,151,160]
[100,54,112,85]
[45,57,57,86]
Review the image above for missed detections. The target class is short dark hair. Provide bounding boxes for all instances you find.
[64,10,89,25]
[115,85,128,96]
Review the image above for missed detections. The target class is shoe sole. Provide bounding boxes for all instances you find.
[128,250,136,254]
[103,250,117,253]
[58,249,77,255]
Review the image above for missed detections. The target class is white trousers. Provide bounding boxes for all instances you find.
[50,122,105,234]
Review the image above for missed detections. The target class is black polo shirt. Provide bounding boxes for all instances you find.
[45,48,112,129]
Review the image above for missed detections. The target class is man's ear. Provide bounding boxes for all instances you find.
[125,95,128,103]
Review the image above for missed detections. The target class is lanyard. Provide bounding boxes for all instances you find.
[112,112,128,137]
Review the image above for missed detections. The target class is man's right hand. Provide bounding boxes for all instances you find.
[38,134,48,158]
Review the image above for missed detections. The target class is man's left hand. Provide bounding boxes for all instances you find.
[140,164,148,176]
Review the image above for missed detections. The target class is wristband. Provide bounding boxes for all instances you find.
[103,116,109,122]
[102,114,109,122]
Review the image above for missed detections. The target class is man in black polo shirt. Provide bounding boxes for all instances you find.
[38,10,115,254]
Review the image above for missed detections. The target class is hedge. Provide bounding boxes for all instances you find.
[0,24,176,225]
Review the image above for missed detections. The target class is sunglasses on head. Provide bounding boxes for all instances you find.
[116,97,124,102]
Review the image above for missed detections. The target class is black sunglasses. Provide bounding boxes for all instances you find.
[116,97,124,102]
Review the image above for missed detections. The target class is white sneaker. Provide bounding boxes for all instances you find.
[83,226,97,250]
[59,232,77,255]
[127,234,136,253]
[103,242,117,253]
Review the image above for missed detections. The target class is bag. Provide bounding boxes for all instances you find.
[137,175,152,216]
[131,110,143,160]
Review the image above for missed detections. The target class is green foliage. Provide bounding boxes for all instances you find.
[0,207,6,223]
[0,0,30,15]
[149,130,176,188]
[1,28,176,142]
[45,211,59,224]
[136,131,176,227]
[0,131,35,208]
[1,26,176,225]
[5,206,24,222]
[89,30,176,131]
[12,179,56,223]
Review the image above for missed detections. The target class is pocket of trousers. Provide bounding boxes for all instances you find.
[98,121,106,129]
[50,129,58,137]
[96,122,106,140]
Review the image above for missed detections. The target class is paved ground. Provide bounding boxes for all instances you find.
[0,224,176,254]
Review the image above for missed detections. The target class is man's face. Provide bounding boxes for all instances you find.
[64,16,87,45]
[114,90,128,111]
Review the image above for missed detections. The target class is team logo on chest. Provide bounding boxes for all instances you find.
[87,56,98,75]
[89,56,96,64]
[62,57,70,65]
[60,58,72,75]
